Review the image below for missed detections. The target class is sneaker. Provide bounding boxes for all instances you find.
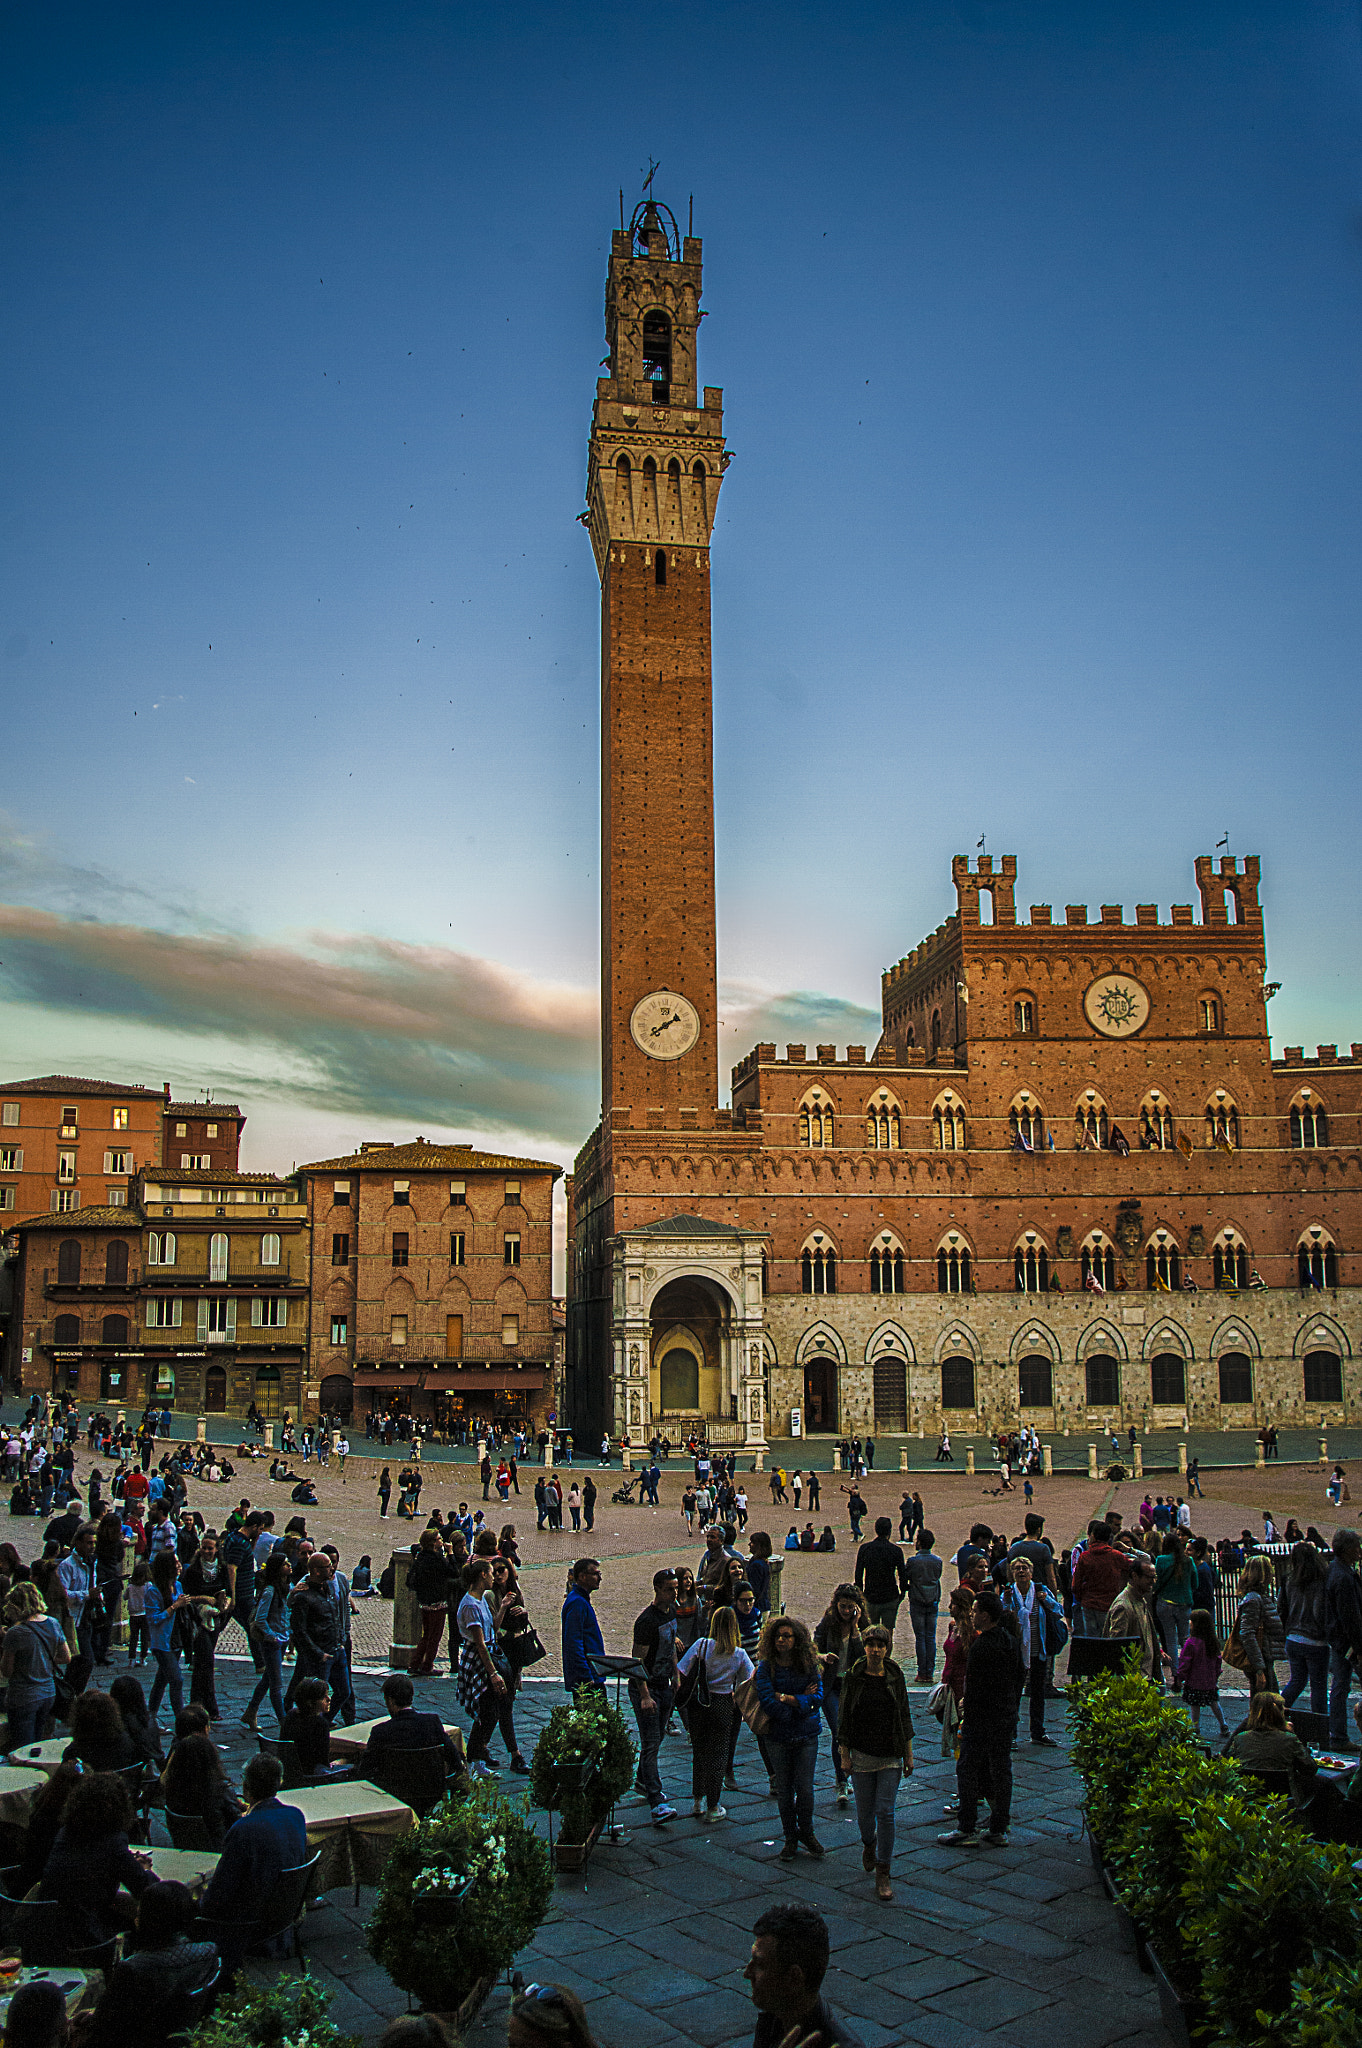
[724,1774,738,1790]
[469,1760,498,1780]
[938,1829,982,1846]
[1031,1734,1058,1747]
[983,1829,1010,1847]
[706,1805,728,1820]
[651,1803,677,1825]
[836,1783,849,1804]
[942,1800,959,1815]
[799,1832,825,1858]
[692,1798,704,1818]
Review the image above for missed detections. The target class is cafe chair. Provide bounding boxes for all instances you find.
[261,1851,324,1960]
[114,1761,152,1843]
[1240,1766,1296,1801]
[68,1932,124,1983]
[164,1957,222,2046]
[365,1745,455,1819]
[0,1865,31,1939]
[13,1896,69,1967]
[1288,1709,1331,1749]
[164,1808,216,1852]
[255,1737,311,1792]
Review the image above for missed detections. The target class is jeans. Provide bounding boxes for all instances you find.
[957,1726,1012,1836]
[689,1696,733,1808]
[414,1607,447,1673]
[148,1645,184,1719]
[190,1631,220,1719]
[1026,1656,1047,1737]
[821,1688,845,1783]
[1328,1646,1355,1746]
[864,1599,901,1639]
[1281,1639,1330,1716]
[6,1686,54,1746]
[1155,1599,1191,1664]
[247,1636,287,1725]
[769,1738,817,1841]
[910,1605,939,1681]
[628,1678,674,1806]
[852,1763,901,1866]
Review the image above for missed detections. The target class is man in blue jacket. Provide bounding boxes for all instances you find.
[561,1558,604,1696]
[199,1753,308,1952]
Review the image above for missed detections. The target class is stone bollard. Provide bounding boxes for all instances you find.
[965,1449,975,1476]
[1255,1440,1265,1469]
[1133,1445,1143,1479]
[1087,1445,1098,1480]
[544,1436,554,1470]
[195,1415,207,1443]
[622,1444,632,1471]
[1320,1437,1328,1469]
[832,1449,842,1473]
[476,1438,486,1467]
[1042,1444,1053,1477]
[899,1446,909,1473]
[753,1448,765,1472]
[1178,1443,1188,1476]
[767,1554,785,1616]
[918,1423,925,1439]
[388,1546,419,1670]
[264,1422,275,1449]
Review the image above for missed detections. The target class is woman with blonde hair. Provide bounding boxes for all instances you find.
[676,1604,755,1822]
[0,1580,69,1743]
[753,1613,823,1859]
[1235,1556,1285,1696]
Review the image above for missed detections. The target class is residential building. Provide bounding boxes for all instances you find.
[161,1090,245,1173]
[0,1076,164,1221]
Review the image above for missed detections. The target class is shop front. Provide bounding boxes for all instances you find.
[352,1361,548,1437]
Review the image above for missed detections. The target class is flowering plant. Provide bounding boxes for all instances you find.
[184,1972,358,2048]
[528,1687,635,1841]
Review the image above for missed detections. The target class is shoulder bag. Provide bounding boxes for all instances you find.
[23,1620,74,1720]
[675,1640,712,1711]
[504,1622,548,1671]
[733,1670,768,1736]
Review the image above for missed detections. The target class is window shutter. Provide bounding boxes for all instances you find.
[276,1299,287,1327]
[196,1299,208,1340]
[226,1299,237,1337]
[165,1232,176,1263]
[172,1299,183,1328]
[50,1191,60,1212]
[252,1298,263,1327]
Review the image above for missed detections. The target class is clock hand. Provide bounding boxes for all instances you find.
[651,1014,681,1036]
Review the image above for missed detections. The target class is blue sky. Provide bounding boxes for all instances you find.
[2,0,1360,1177]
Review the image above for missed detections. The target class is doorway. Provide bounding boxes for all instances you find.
[660,1348,699,1411]
[204,1365,227,1413]
[803,1356,838,1433]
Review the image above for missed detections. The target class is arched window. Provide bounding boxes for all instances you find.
[760,1252,769,1297]
[642,310,671,400]
[937,1241,971,1294]
[148,1230,176,1266]
[1303,1351,1343,1404]
[105,1240,129,1286]
[1298,1230,1339,1290]
[1204,1096,1240,1151]
[655,549,667,586]
[1009,1098,1045,1152]
[54,1314,81,1344]
[869,1240,905,1294]
[1074,1097,1109,1151]
[799,1096,834,1148]
[1146,1237,1182,1291]
[1212,1231,1249,1290]
[1013,996,1036,1036]
[56,1239,81,1285]
[930,1009,942,1054]
[933,1094,966,1150]
[1139,1095,1175,1150]
[1198,994,1222,1034]
[1218,1353,1253,1403]
[209,1233,228,1282]
[1080,1233,1116,1293]
[1290,1094,1328,1148]
[260,1233,281,1266]
[692,459,705,483]
[941,1357,975,1409]
[1151,1353,1187,1405]
[1014,1239,1049,1294]
[1085,1355,1120,1406]
[865,1098,901,1148]
[1018,1355,1053,1407]
[319,1373,353,1420]
[801,1244,837,1295]
[101,1314,128,1346]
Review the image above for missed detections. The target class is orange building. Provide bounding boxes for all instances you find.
[0,1076,164,1222]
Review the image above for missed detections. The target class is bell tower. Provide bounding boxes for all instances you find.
[585,196,726,1121]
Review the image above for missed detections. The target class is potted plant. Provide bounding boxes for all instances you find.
[1112,1747,1240,2011]
[529,1688,635,1871]
[368,1780,552,2025]
[1283,1956,1362,2047]
[1067,1667,1197,1853]
[185,1972,358,2048]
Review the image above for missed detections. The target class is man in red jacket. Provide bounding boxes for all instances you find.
[1070,1520,1126,1637]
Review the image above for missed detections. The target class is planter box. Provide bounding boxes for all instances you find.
[1101,1864,1118,1902]
[553,1816,604,1874]
[1146,1943,1201,2048]
[425,1975,495,2037]
[1109,1895,1151,1973]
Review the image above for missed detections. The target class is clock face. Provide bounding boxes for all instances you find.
[630,990,701,1060]
[1083,972,1151,1039]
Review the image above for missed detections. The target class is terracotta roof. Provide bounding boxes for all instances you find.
[8,1205,140,1231]
[143,1169,298,1187]
[0,1076,162,1097]
[299,1141,562,1177]
[164,1101,244,1119]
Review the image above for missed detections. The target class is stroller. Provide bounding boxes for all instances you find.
[611,1473,642,1505]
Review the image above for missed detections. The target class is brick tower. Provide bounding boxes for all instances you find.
[585,197,726,1120]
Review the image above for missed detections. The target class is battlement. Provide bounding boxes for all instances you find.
[882,916,960,993]
[730,1041,937,1088]
[1195,853,1263,929]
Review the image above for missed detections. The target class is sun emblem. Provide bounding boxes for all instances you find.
[1084,972,1150,1039]
[1098,983,1139,1028]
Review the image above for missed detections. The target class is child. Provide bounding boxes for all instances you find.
[1177,1609,1228,1738]
[1023,1477,1034,1509]
[126,1556,150,1663]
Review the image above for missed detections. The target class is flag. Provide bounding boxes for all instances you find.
[1176,1130,1194,1160]
[1215,1133,1235,1155]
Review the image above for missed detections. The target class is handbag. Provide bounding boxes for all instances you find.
[675,1642,712,1711]
[504,1623,548,1671]
[924,1681,949,1723]
[1224,1598,1262,1672]
[733,1672,768,1736]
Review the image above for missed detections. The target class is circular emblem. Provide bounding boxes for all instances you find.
[1083,973,1151,1039]
[630,990,701,1060]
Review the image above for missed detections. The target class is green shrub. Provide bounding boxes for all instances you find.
[185,1973,358,2048]
[1067,1665,1196,1848]
[367,1780,552,2012]
[1283,1956,1362,2048]
[528,1687,635,1841]
[1111,1749,1242,1981]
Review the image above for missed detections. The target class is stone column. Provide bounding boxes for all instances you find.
[1087,1445,1098,1480]
[899,1446,909,1472]
[388,1546,419,1669]
[739,1329,767,1452]
[1255,1439,1265,1469]
[1133,1445,1143,1478]
[1319,1437,1328,1469]
[1178,1443,1188,1476]
[1042,1444,1053,1477]
[195,1415,207,1443]
[965,1449,975,1476]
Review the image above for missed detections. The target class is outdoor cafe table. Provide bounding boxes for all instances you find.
[0,1968,98,2030]
[147,1846,220,1895]
[327,1718,465,1767]
[0,1767,48,1829]
[286,1780,416,1890]
[5,1738,68,1780]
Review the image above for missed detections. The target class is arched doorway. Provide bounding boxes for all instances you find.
[204,1365,227,1413]
[320,1373,354,1421]
[803,1356,838,1433]
[659,1349,699,1411]
[649,1276,732,1424]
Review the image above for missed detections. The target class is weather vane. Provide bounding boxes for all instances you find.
[642,158,660,198]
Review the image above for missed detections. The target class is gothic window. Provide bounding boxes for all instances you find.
[1085,1354,1120,1406]
[930,1009,941,1054]
[1303,1351,1343,1403]
[799,1096,834,1147]
[941,1357,975,1409]
[1009,1098,1045,1152]
[655,549,667,586]
[1298,1230,1339,1290]
[937,1241,972,1294]
[56,1240,81,1285]
[642,310,671,400]
[1218,1352,1253,1403]
[105,1240,129,1287]
[869,1238,905,1293]
[1080,1233,1116,1292]
[1074,1098,1109,1150]
[1150,1353,1187,1405]
[1140,1096,1175,1150]
[865,1098,901,1148]
[1014,1239,1049,1294]
[1290,1096,1329,1148]
[148,1231,176,1266]
[1146,1237,1182,1291]
[260,1232,281,1266]
[54,1314,81,1344]
[209,1233,228,1281]
[933,1095,966,1150]
[1013,996,1036,1036]
[1212,1231,1249,1289]
[760,1252,769,1297]
[1018,1355,1053,1407]
[1204,1097,1240,1150]
[801,1243,837,1294]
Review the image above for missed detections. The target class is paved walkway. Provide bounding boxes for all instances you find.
[177,1657,1168,2048]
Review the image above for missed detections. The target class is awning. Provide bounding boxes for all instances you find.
[353,1370,419,1389]
[422,1368,546,1391]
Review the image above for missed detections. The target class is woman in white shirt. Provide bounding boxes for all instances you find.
[676,1606,754,1821]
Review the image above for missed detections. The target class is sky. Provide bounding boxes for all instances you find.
[2,0,1361,1190]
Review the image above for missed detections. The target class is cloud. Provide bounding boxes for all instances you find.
[718,979,881,1068]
